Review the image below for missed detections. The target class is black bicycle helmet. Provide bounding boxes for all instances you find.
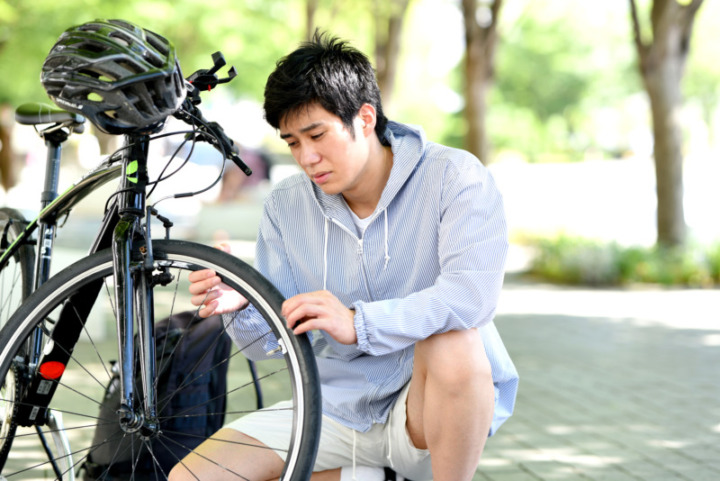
[41,19,186,135]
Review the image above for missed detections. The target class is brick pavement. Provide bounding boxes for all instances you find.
[474,276,720,481]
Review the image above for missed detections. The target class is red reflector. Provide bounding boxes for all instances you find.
[39,361,65,380]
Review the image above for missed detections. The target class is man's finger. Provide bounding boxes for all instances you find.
[285,303,325,329]
[281,291,327,318]
[188,276,221,296]
[191,289,218,307]
[292,318,318,336]
[214,242,232,254]
[188,269,217,283]
[197,300,218,318]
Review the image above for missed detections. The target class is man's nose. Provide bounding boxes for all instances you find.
[297,145,320,167]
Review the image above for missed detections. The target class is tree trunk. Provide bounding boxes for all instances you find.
[0,104,18,192]
[629,0,704,247]
[306,0,319,40]
[646,61,686,247]
[461,0,502,165]
[373,0,410,110]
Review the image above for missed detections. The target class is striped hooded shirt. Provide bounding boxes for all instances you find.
[226,121,519,434]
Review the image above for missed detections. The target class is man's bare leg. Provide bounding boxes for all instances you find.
[168,428,343,481]
[406,329,495,481]
[272,469,340,481]
[168,428,285,481]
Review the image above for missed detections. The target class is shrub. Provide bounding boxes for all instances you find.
[527,234,719,287]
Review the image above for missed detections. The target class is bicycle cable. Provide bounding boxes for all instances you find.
[148,107,230,209]
[100,119,229,215]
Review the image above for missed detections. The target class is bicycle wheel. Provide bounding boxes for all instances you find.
[0,240,320,480]
[0,207,35,467]
[0,207,34,326]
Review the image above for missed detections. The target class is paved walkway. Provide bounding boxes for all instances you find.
[475,276,720,481]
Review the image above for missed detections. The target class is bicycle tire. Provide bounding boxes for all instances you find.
[0,239,320,480]
[0,207,35,467]
[0,207,34,324]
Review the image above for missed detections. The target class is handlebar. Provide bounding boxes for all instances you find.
[172,51,252,176]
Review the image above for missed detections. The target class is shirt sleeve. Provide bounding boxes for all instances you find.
[224,196,307,361]
[352,158,508,356]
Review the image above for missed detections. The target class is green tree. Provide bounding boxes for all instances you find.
[683,0,720,149]
[0,0,303,185]
[0,0,302,103]
[303,0,411,109]
[492,10,591,161]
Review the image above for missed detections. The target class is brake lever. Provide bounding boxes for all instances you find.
[202,122,253,176]
[175,107,253,176]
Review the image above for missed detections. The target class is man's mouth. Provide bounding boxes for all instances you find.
[312,172,331,184]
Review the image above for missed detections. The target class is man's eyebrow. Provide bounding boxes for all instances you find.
[280,121,324,139]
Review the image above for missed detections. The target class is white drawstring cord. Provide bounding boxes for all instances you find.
[352,429,357,480]
[387,437,394,469]
[323,217,329,290]
[383,210,390,270]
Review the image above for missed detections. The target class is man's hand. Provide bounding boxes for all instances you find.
[282,290,357,345]
[188,243,248,318]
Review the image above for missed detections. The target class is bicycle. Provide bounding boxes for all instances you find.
[0,21,320,480]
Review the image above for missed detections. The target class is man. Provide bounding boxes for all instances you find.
[170,32,518,481]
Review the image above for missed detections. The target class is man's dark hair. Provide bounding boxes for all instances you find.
[264,31,389,144]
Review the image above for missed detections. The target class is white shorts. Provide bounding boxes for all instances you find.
[225,382,433,480]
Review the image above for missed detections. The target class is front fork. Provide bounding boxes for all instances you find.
[111,136,159,437]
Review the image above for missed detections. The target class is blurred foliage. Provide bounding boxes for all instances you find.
[0,0,718,160]
[486,1,643,162]
[0,0,303,105]
[527,234,720,287]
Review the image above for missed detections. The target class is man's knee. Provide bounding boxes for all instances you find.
[415,329,492,389]
[168,462,191,481]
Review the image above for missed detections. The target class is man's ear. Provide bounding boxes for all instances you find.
[357,103,377,137]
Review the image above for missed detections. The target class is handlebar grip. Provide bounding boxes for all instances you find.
[206,122,253,176]
[229,152,253,176]
[172,105,252,176]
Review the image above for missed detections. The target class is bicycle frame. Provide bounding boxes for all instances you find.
[0,151,122,283]
[111,133,160,435]
[10,131,163,443]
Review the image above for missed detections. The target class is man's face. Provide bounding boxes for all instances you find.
[279,103,370,197]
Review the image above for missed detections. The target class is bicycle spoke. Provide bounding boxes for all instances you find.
[0,267,21,321]
[67,298,114,385]
[159,427,289,454]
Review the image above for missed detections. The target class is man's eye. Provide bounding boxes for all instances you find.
[311,132,324,140]
[287,141,298,148]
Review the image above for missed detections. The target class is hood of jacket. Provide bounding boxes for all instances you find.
[307,121,427,232]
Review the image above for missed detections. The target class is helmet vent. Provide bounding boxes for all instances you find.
[78,41,108,54]
[145,32,170,56]
[78,68,116,82]
[78,24,101,33]
[116,60,143,75]
[109,19,135,31]
[108,32,132,48]
[143,51,164,69]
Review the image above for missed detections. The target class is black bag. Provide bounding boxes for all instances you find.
[82,311,232,479]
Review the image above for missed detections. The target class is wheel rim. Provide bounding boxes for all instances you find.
[0,369,16,449]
